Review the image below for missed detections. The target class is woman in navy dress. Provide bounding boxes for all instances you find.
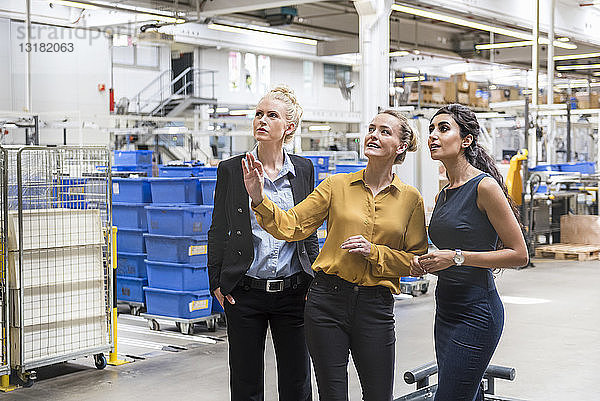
[412,104,528,401]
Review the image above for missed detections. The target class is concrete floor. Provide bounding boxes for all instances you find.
[4,258,599,401]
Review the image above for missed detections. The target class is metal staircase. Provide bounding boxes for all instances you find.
[130,68,218,117]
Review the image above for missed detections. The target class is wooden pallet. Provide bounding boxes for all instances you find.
[535,244,600,261]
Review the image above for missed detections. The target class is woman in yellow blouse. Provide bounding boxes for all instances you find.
[243,110,428,401]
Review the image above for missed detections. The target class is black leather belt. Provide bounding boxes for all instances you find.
[239,273,309,293]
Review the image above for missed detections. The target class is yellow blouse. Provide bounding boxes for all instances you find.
[253,169,428,294]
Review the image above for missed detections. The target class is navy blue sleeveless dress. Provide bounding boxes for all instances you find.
[428,173,504,401]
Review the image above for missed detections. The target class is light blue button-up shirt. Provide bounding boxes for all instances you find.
[245,147,301,279]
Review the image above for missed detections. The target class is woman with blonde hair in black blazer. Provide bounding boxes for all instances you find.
[208,85,319,401]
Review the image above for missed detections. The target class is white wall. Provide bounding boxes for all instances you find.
[112,44,171,113]
[1,18,111,144]
[198,47,358,114]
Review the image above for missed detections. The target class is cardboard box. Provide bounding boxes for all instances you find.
[457,92,469,105]
[433,81,457,103]
[560,214,600,245]
[490,88,520,103]
[452,73,469,92]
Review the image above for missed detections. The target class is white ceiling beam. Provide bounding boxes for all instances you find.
[199,0,325,17]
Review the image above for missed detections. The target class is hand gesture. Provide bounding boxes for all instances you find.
[242,152,265,207]
[418,250,455,273]
[340,235,372,257]
[410,256,426,276]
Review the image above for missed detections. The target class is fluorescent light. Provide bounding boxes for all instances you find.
[554,52,600,61]
[207,23,317,46]
[594,72,600,76]
[51,0,99,9]
[489,85,497,90]
[390,50,410,57]
[556,63,600,71]
[395,76,426,82]
[391,4,576,50]
[309,125,331,131]
[207,107,229,113]
[229,109,255,116]
[476,39,577,50]
[557,37,570,42]
[400,67,420,74]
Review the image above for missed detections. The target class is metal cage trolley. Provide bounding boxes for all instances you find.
[0,148,11,389]
[6,146,113,386]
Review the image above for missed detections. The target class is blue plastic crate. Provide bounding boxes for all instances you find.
[53,178,87,209]
[401,277,419,282]
[113,202,150,230]
[557,162,595,174]
[529,164,558,172]
[117,276,147,303]
[149,178,202,204]
[159,165,204,177]
[198,179,216,205]
[212,296,224,314]
[112,165,153,177]
[146,205,213,236]
[318,238,326,249]
[144,233,208,264]
[303,155,329,170]
[201,166,218,178]
[146,260,209,291]
[118,228,146,253]
[335,163,367,174]
[117,251,147,278]
[114,150,153,166]
[112,178,152,202]
[144,287,212,319]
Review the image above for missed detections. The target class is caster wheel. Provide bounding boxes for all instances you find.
[15,373,34,388]
[179,322,194,335]
[175,322,181,331]
[148,319,160,331]
[217,315,227,327]
[130,306,141,316]
[94,353,107,370]
[206,319,217,332]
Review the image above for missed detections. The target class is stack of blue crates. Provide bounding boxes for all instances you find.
[113,150,154,176]
[334,163,367,174]
[302,155,330,186]
[143,171,219,320]
[113,177,152,306]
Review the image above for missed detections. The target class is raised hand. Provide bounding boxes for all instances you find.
[242,152,265,207]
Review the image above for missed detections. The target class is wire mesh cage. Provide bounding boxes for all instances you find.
[5,146,112,374]
[0,148,10,376]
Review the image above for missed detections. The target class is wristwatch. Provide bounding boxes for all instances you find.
[453,249,465,266]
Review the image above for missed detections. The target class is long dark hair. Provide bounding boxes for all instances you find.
[432,104,520,221]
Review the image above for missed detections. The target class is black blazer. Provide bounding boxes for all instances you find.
[208,154,320,296]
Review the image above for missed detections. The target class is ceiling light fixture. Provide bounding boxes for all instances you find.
[229,109,255,116]
[391,4,577,49]
[207,23,317,46]
[476,38,577,50]
[389,50,410,57]
[554,52,600,61]
[50,0,99,9]
[395,76,426,82]
[308,125,331,131]
[556,63,600,71]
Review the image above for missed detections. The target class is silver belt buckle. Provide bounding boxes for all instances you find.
[266,279,284,292]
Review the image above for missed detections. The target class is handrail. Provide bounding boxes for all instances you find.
[130,68,217,115]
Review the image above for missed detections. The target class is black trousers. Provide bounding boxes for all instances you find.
[304,272,396,401]
[224,281,312,401]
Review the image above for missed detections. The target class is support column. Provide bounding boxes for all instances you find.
[354,0,393,156]
[530,0,540,166]
[25,0,32,112]
[546,0,555,163]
